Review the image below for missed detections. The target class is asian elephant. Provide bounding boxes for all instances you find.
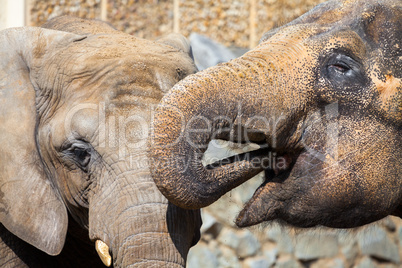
[149,0,401,229]
[0,16,201,267]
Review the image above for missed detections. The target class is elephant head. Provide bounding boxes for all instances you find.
[149,0,401,229]
[0,17,200,267]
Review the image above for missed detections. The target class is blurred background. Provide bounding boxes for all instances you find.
[1,1,402,267]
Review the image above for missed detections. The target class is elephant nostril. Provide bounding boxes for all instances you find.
[95,240,112,267]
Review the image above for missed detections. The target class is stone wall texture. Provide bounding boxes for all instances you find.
[29,0,102,25]
[27,1,402,267]
[28,0,328,48]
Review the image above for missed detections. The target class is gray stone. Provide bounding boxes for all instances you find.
[311,258,345,268]
[187,243,219,268]
[382,217,396,232]
[341,240,359,265]
[208,239,221,254]
[200,210,222,237]
[189,33,236,70]
[236,230,261,258]
[218,247,241,268]
[381,265,398,268]
[275,256,303,268]
[338,233,358,265]
[398,226,402,247]
[232,173,264,204]
[204,197,241,227]
[229,47,249,58]
[265,224,294,254]
[353,256,378,268]
[358,227,400,264]
[294,232,338,260]
[263,244,278,267]
[218,228,240,249]
[244,256,272,268]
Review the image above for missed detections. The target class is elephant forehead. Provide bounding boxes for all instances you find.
[264,0,401,53]
[292,0,400,26]
[71,34,193,79]
[54,36,194,101]
[34,36,194,120]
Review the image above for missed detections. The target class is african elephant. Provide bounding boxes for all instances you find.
[149,0,401,229]
[0,16,201,267]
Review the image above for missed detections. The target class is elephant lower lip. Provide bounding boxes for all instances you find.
[235,150,306,227]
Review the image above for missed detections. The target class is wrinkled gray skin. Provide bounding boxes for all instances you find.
[149,0,401,229]
[0,16,200,267]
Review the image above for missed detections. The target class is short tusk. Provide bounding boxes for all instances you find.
[95,240,112,267]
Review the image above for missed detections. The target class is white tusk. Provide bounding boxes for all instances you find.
[95,240,112,267]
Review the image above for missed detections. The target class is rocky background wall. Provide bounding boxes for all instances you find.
[28,0,328,48]
[27,1,402,267]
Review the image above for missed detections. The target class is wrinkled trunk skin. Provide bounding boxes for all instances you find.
[149,28,313,210]
[89,154,200,268]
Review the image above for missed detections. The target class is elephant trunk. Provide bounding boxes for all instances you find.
[88,164,199,267]
[149,36,311,209]
[111,203,186,267]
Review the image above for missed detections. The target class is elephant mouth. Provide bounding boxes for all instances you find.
[204,140,305,226]
[205,142,299,180]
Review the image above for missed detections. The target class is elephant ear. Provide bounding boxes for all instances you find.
[0,27,85,255]
[156,33,194,60]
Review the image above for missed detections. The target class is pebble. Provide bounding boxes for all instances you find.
[353,256,378,268]
[265,224,294,254]
[243,256,271,268]
[200,210,222,238]
[358,227,400,264]
[218,227,241,249]
[218,247,241,268]
[236,229,260,258]
[294,232,338,260]
[187,243,219,268]
[311,258,345,268]
[189,33,236,70]
[275,255,303,268]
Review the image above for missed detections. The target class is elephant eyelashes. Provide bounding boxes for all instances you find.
[63,142,93,171]
[328,61,351,74]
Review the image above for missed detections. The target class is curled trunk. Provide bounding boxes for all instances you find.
[149,39,311,209]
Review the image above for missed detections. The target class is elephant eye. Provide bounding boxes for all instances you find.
[63,142,93,171]
[72,146,91,167]
[324,52,368,91]
[328,62,351,74]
